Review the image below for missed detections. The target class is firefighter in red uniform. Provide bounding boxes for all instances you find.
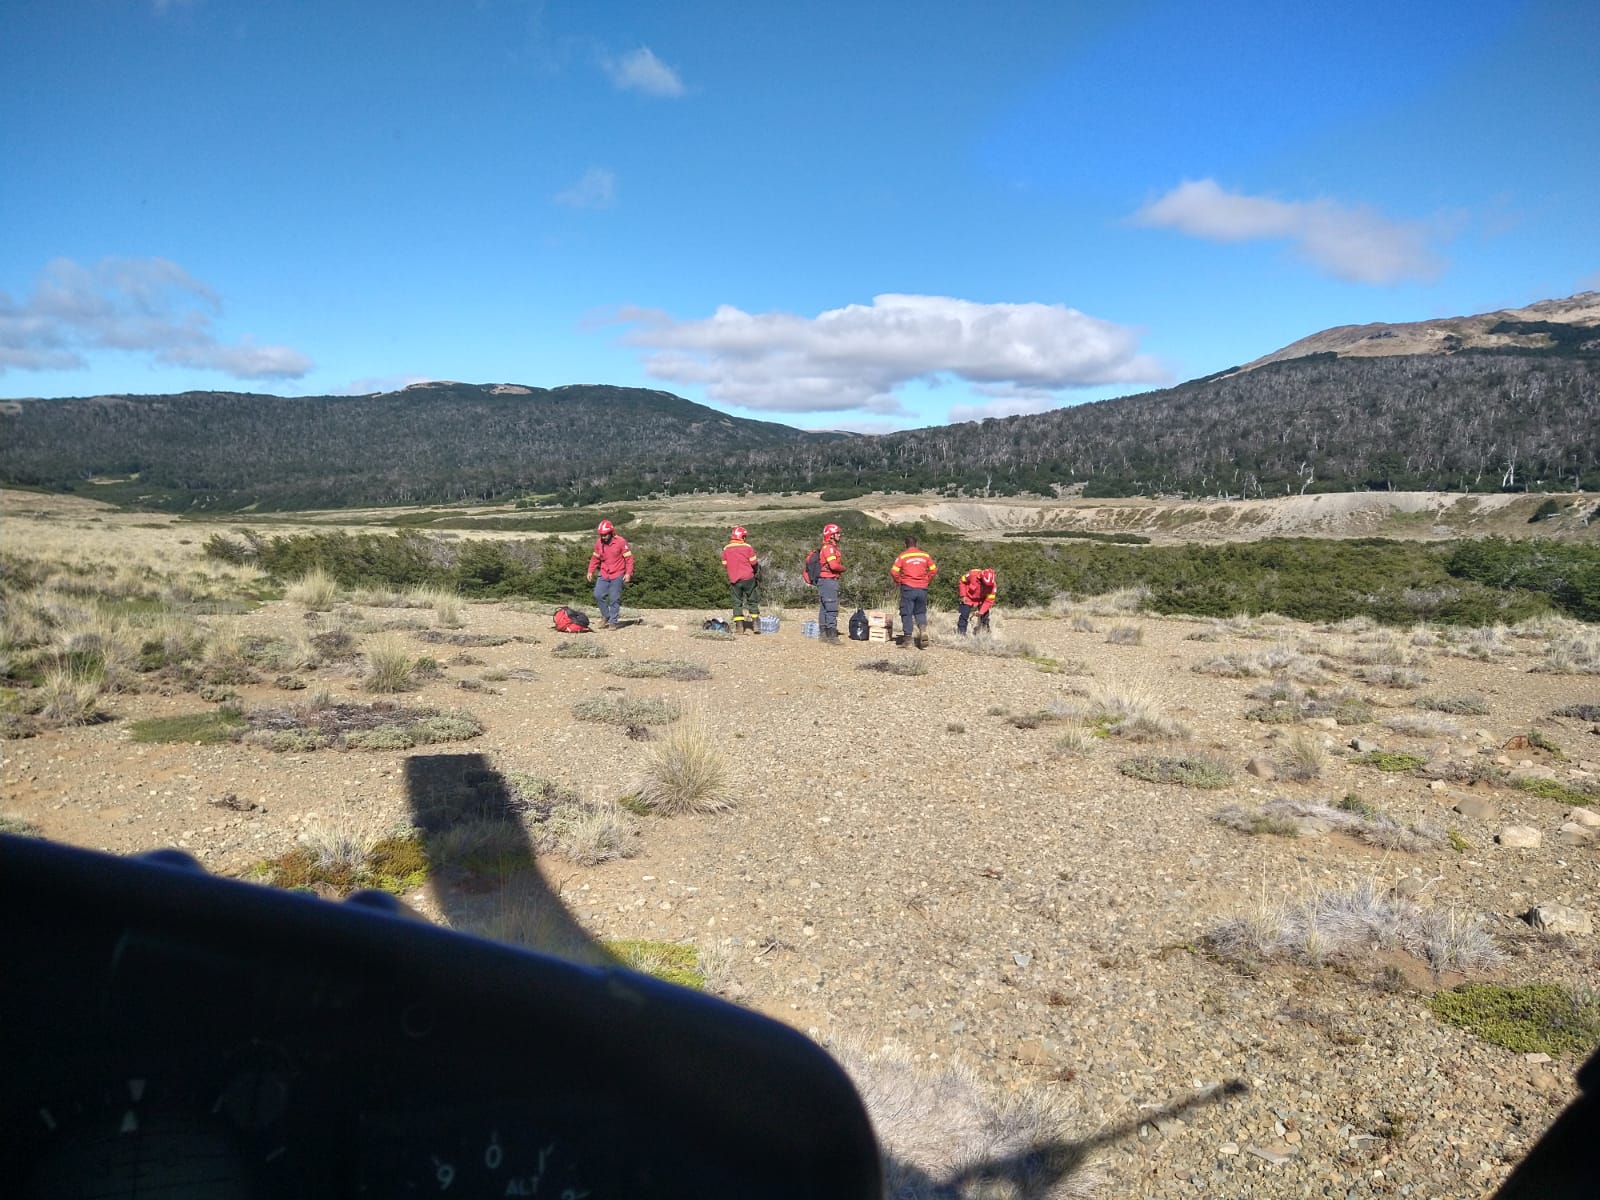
[816,523,845,642]
[956,567,997,635]
[721,526,762,634]
[585,520,633,629]
[889,535,939,649]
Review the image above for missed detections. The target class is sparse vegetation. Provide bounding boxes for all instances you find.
[285,568,339,610]
[1215,798,1444,852]
[604,659,712,680]
[1416,693,1490,716]
[243,699,482,752]
[1209,878,1500,972]
[858,657,930,677]
[1119,754,1232,789]
[1356,750,1428,772]
[1511,776,1599,807]
[553,639,608,659]
[572,695,680,726]
[602,939,706,989]
[128,710,246,744]
[1429,983,1600,1055]
[361,632,417,692]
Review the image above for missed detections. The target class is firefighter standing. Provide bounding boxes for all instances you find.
[956,568,997,635]
[721,526,762,635]
[889,535,939,649]
[585,520,633,630]
[815,523,845,642]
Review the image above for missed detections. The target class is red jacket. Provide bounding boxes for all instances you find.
[890,547,938,589]
[818,540,844,580]
[721,539,758,583]
[588,534,633,580]
[958,570,996,614]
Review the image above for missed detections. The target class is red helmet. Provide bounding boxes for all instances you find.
[980,568,996,586]
[822,522,842,541]
[731,526,747,541]
[596,520,615,536]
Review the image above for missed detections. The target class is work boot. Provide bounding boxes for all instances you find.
[749,619,761,635]
[915,627,928,649]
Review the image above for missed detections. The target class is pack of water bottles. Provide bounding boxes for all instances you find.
[758,615,780,634]
[800,620,819,639]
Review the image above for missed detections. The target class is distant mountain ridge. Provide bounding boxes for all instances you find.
[1236,291,1600,372]
[2,295,1597,509]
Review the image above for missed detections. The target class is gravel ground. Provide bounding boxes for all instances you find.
[4,596,1599,1199]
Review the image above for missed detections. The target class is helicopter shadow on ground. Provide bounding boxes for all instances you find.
[403,752,1244,1198]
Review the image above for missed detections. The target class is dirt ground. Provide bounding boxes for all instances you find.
[3,493,1600,1197]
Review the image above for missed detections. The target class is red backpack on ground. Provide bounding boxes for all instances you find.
[553,606,591,633]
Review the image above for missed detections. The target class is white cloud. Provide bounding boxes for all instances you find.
[618,294,1166,415]
[554,166,616,209]
[0,257,312,379]
[1132,179,1446,285]
[603,47,685,98]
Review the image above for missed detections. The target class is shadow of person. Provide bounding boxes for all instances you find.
[402,751,1245,1198]
[402,752,616,967]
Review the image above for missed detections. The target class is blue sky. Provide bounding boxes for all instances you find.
[3,0,1596,431]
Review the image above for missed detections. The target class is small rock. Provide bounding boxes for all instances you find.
[1246,757,1277,780]
[1453,796,1498,820]
[1530,1071,1563,1095]
[1568,807,1600,828]
[1559,822,1597,846]
[1246,1144,1297,1165]
[1012,951,1033,968]
[1012,1037,1056,1066]
[1526,904,1592,936]
[1218,1142,1239,1156]
[1350,738,1381,753]
[1497,825,1542,849]
[1392,874,1427,899]
[1523,1052,1553,1064]
[1304,717,1339,731]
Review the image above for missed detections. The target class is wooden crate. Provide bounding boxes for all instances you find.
[866,611,894,642]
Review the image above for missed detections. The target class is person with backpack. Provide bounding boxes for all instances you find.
[956,567,997,635]
[585,519,633,630]
[808,523,845,642]
[721,526,762,635]
[889,535,939,649]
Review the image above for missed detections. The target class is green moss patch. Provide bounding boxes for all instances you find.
[1355,751,1428,772]
[128,710,247,744]
[1429,983,1600,1055]
[602,939,705,989]
[1512,776,1598,807]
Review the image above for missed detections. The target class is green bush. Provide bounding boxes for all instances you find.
[1429,983,1600,1054]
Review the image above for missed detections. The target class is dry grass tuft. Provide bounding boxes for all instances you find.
[632,720,732,815]
[1208,878,1500,973]
[604,659,712,681]
[1214,798,1444,852]
[362,632,417,692]
[286,568,339,610]
[831,1041,1103,1200]
[572,695,679,725]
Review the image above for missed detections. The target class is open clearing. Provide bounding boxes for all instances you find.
[3,489,1598,1198]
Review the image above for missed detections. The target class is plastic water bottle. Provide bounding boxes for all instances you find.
[801,620,819,639]
[759,615,779,634]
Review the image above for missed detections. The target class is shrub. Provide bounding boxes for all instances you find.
[1106,624,1142,646]
[1383,714,1462,738]
[858,658,930,677]
[32,665,104,725]
[1119,754,1232,788]
[1512,777,1599,807]
[1552,703,1600,721]
[1215,798,1443,852]
[553,639,608,659]
[573,696,679,725]
[1279,731,1326,780]
[1356,751,1428,772]
[632,721,730,815]
[1416,694,1490,716]
[604,659,712,680]
[1210,878,1500,972]
[1429,984,1600,1055]
[1352,665,1427,689]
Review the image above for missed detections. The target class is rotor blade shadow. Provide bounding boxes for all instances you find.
[403,752,616,968]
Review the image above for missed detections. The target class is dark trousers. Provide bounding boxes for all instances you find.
[957,603,990,634]
[899,586,928,634]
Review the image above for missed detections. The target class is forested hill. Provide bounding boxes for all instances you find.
[0,382,836,510]
[3,351,1598,511]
